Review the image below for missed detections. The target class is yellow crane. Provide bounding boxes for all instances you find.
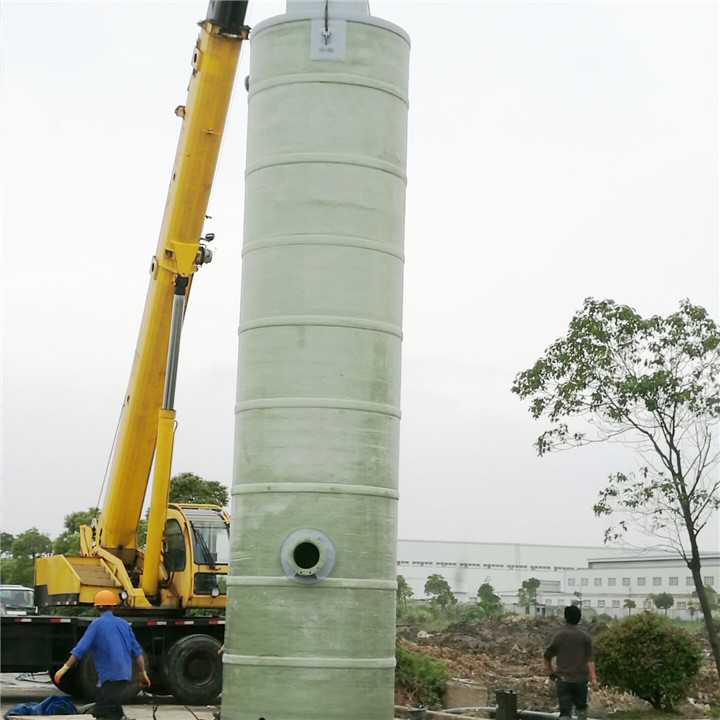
[36,0,248,613]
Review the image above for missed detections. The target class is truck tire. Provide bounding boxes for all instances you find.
[76,651,150,703]
[49,665,84,698]
[165,634,222,704]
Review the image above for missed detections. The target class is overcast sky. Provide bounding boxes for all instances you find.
[1,1,718,552]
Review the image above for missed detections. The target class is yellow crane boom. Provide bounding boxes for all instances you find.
[98,3,247,562]
[37,1,248,609]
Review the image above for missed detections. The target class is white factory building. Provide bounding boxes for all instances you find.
[397,539,720,620]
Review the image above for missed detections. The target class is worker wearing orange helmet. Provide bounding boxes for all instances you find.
[54,590,150,720]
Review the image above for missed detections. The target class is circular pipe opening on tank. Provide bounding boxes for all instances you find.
[281,529,336,584]
[293,541,321,573]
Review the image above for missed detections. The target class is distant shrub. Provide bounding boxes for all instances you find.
[395,643,449,709]
[403,604,435,626]
[595,612,702,710]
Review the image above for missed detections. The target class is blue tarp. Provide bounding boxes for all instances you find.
[3,694,77,719]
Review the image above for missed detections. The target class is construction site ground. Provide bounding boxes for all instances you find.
[396,615,720,718]
[3,614,719,720]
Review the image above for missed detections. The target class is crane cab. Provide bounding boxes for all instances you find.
[163,504,229,608]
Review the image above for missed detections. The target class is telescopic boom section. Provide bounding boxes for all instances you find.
[97,2,248,561]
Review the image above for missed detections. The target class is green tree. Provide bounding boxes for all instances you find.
[512,298,720,676]
[169,472,229,506]
[624,598,636,616]
[1,532,15,557]
[137,517,148,548]
[424,574,456,615]
[53,507,99,555]
[692,585,719,611]
[688,601,698,620]
[12,528,53,560]
[595,612,702,709]
[517,577,540,608]
[572,590,582,607]
[397,574,413,613]
[650,592,674,615]
[477,582,501,615]
[3,528,53,586]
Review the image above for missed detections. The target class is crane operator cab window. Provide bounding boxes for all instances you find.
[181,507,230,595]
[163,519,186,572]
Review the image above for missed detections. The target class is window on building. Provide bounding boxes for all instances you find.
[597,600,605,608]
[669,577,678,586]
[643,600,652,609]
[594,578,602,586]
[677,602,686,609]
[687,576,694,585]
[612,600,620,608]
[622,577,631,586]
[704,576,715,586]
[583,600,591,607]
[653,577,662,586]
[637,577,646,586]
[397,560,409,566]
[546,599,552,605]
[608,577,616,586]
[567,578,575,586]
[581,578,588,586]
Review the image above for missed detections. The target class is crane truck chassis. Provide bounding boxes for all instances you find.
[1,613,224,703]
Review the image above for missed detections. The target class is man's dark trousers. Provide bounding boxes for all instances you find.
[93,680,130,720]
[557,679,588,720]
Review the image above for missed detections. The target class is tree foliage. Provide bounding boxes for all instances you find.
[624,598,636,615]
[11,528,53,560]
[169,472,229,506]
[512,298,720,675]
[1,528,53,586]
[53,507,99,555]
[424,574,457,615]
[518,577,540,607]
[594,612,702,709]
[477,582,501,615]
[397,574,413,613]
[1,532,15,558]
[649,592,674,614]
[692,585,719,611]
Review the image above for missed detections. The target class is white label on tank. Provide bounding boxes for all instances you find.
[310,18,347,62]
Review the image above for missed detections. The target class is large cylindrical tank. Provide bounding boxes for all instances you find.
[222,2,409,718]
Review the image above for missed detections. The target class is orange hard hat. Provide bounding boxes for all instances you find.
[93,590,117,607]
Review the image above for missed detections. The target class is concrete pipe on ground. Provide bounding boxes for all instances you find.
[222,1,409,719]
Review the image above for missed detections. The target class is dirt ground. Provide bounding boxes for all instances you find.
[396,615,720,717]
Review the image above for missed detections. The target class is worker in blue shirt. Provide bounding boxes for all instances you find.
[54,590,150,720]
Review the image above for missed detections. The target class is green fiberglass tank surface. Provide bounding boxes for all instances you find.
[223,2,409,718]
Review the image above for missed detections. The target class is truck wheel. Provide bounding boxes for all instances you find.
[165,635,222,704]
[49,665,83,698]
[76,651,150,703]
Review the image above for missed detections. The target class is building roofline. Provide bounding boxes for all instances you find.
[398,538,615,551]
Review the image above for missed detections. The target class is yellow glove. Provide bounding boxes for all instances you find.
[139,671,151,688]
[54,664,70,684]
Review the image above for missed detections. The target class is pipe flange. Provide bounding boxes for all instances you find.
[281,529,336,584]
